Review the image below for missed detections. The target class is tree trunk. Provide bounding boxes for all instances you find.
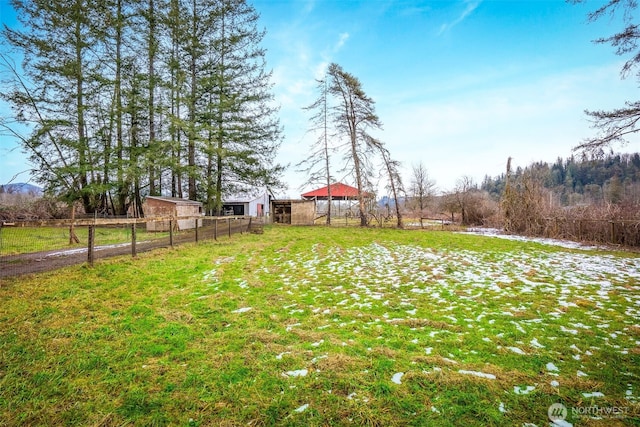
[74,0,91,213]
[147,0,158,196]
[69,202,80,244]
[187,0,197,201]
[115,0,128,215]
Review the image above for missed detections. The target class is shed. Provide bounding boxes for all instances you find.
[144,196,203,232]
[271,199,316,225]
[222,188,271,217]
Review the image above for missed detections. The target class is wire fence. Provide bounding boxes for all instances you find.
[538,217,640,247]
[0,216,261,278]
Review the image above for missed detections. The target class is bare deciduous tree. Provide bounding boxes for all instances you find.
[375,142,404,228]
[454,176,476,225]
[501,157,549,234]
[298,77,334,224]
[409,162,436,227]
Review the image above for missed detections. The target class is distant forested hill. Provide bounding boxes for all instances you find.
[0,183,43,196]
[481,153,640,205]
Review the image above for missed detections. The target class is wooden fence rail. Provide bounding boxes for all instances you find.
[0,216,262,277]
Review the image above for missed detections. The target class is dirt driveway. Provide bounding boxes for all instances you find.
[0,221,253,279]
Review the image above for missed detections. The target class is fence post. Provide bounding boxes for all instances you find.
[87,225,95,266]
[214,218,218,241]
[579,220,583,240]
[610,221,616,244]
[228,218,231,238]
[131,223,137,258]
[169,219,174,247]
[195,218,199,243]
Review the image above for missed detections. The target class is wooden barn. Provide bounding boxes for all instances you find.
[144,196,203,232]
[271,199,316,225]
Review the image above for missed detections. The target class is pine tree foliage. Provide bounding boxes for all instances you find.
[482,152,640,205]
[571,0,640,153]
[1,0,283,215]
[326,62,382,227]
[298,63,402,227]
[2,0,103,211]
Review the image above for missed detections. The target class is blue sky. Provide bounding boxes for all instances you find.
[256,0,639,196]
[1,0,638,196]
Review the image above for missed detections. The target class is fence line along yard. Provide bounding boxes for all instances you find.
[0,215,262,278]
[538,217,640,247]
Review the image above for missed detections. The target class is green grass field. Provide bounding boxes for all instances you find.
[0,225,170,256]
[0,226,638,426]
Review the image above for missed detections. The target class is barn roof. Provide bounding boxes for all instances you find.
[301,182,368,200]
[223,187,270,204]
[145,196,202,206]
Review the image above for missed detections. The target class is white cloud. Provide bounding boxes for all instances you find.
[334,32,349,52]
[373,62,639,192]
[437,0,481,36]
[398,5,433,17]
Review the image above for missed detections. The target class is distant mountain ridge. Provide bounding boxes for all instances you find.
[0,183,43,195]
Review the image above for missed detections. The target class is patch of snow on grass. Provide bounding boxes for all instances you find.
[514,385,535,395]
[458,370,496,380]
[294,404,309,413]
[462,228,600,250]
[530,338,545,349]
[582,391,605,398]
[507,346,526,355]
[272,239,640,413]
[391,372,404,384]
[284,369,308,378]
[546,362,559,372]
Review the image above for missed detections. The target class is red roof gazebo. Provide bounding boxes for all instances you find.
[301,182,370,200]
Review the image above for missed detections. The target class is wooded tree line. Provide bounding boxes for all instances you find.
[1,0,283,216]
[481,153,640,205]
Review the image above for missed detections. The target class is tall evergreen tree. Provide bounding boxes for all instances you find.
[2,0,283,214]
[2,0,103,212]
[327,62,381,226]
[204,0,283,215]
